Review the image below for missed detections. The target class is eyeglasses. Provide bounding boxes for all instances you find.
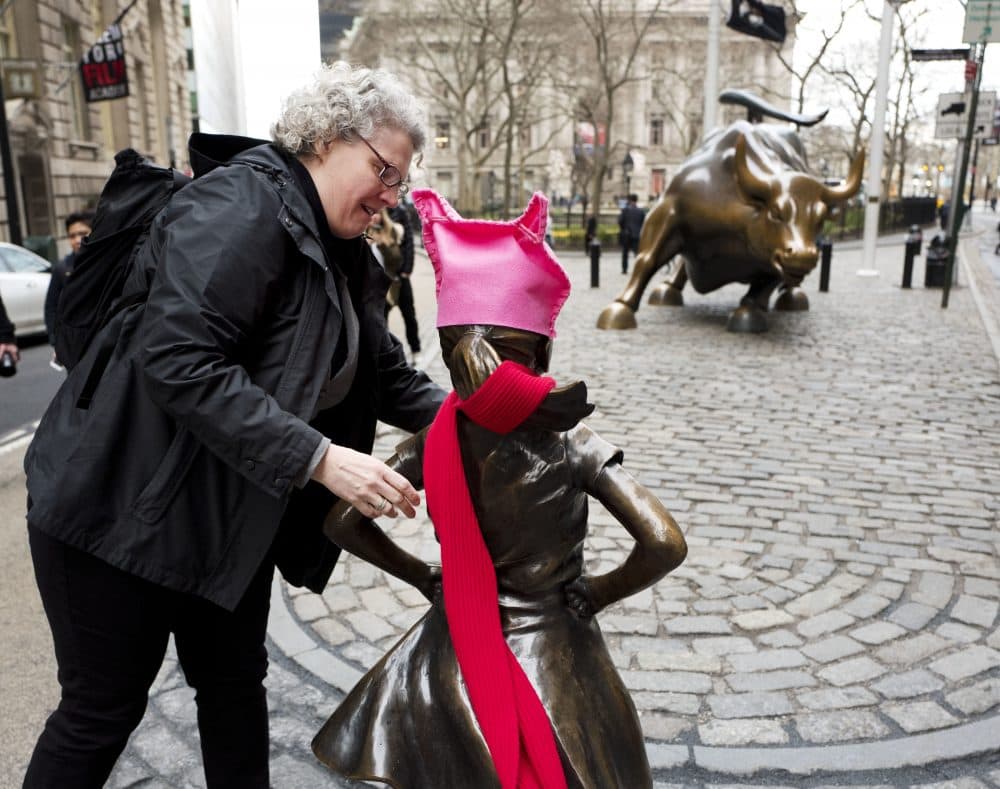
[358,136,410,198]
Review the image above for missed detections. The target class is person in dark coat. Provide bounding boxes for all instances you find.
[584,214,597,254]
[617,194,645,274]
[387,201,422,356]
[22,62,445,788]
[44,209,94,367]
[0,291,17,368]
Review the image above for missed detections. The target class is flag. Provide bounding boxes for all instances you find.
[726,0,786,45]
[79,22,129,102]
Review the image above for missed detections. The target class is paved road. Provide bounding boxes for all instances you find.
[0,338,63,438]
[3,232,998,787]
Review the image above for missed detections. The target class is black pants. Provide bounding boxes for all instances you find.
[621,240,639,274]
[389,276,421,354]
[24,528,273,788]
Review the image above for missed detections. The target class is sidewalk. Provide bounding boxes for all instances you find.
[7,234,999,787]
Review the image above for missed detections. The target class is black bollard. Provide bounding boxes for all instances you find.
[901,225,922,289]
[818,237,832,292]
[589,238,601,288]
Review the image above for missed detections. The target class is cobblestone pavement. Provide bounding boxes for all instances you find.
[113,235,999,788]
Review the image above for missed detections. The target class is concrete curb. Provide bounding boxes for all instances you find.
[958,234,1000,372]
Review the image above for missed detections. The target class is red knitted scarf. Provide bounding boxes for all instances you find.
[423,360,567,789]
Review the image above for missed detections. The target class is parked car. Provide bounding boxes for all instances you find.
[0,241,52,339]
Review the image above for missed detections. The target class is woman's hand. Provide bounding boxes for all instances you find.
[312,443,421,520]
[565,576,599,619]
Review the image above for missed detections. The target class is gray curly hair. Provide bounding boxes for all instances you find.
[271,61,426,157]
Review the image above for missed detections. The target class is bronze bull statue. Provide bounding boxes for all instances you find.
[597,118,864,333]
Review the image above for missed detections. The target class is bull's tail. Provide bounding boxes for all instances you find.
[719,89,827,127]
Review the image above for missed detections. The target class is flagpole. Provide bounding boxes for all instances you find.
[113,0,141,25]
[703,0,720,137]
[857,0,898,277]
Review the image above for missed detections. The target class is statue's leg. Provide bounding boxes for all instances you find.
[648,257,687,306]
[773,278,810,311]
[727,277,780,333]
[597,199,680,329]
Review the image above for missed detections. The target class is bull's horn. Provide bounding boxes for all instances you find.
[734,134,770,201]
[821,149,866,203]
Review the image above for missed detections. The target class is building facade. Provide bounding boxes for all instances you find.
[335,0,794,216]
[1,0,191,256]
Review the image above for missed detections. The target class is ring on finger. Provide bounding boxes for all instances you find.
[375,496,389,513]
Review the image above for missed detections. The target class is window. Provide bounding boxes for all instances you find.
[477,123,491,149]
[435,119,451,150]
[0,243,50,273]
[651,168,666,196]
[436,171,454,203]
[650,117,664,147]
[0,9,17,58]
[61,17,92,141]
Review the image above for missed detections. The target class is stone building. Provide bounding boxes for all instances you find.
[1,0,191,257]
[334,0,794,216]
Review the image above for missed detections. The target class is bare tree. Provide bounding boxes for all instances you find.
[349,0,512,212]
[573,0,672,215]
[489,0,568,217]
[765,0,862,114]
[883,3,931,199]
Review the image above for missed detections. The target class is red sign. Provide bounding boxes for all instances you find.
[79,23,129,102]
[965,60,978,82]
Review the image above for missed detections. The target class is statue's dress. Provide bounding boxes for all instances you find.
[312,421,653,788]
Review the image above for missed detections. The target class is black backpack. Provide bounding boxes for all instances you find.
[55,148,191,371]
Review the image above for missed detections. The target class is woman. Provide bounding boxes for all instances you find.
[313,190,686,788]
[22,62,443,788]
[367,207,405,308]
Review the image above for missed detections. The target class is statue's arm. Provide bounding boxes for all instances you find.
[322,429,440,602]
[567,463,686,618]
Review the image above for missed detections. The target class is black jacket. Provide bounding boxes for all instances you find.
[24,135,444,610]
[44,252,75,347]
[618,203,645,243]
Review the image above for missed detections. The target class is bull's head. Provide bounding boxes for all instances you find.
[734,134,864,281]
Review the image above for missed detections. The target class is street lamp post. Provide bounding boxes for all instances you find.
[622,151,634,198]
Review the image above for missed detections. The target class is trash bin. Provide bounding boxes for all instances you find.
[23,234,58,265]
[924,235,948,288]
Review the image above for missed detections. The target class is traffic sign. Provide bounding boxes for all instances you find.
[911,48,970,61]
[963,0,1000,43]
[935,90,997,138]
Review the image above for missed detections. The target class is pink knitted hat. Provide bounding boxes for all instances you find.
[411,188,570,338]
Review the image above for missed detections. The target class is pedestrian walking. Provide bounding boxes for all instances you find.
[313,188,686,789]
[44,209,94,369]
[22,61,444,788]
[617,193,645,274]
[584,214,597,254]
[0,291,18,376]
[387,202,422,357]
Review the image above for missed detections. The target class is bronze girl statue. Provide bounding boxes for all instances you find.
[313,189,686,788]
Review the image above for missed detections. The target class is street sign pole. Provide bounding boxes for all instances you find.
[943,42,986,308]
